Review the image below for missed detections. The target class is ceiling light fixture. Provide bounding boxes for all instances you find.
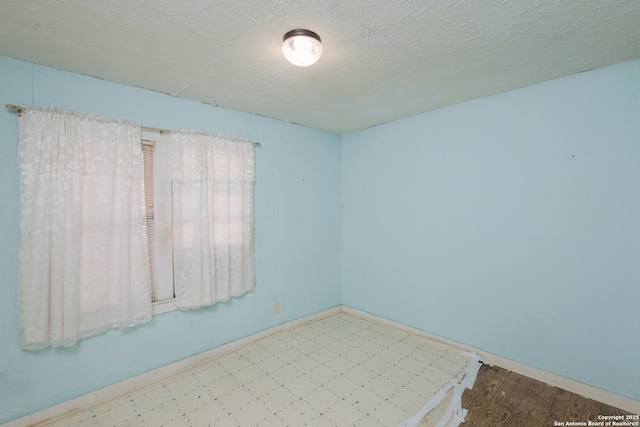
[282,29,323,67]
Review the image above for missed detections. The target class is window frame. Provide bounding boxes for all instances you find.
[142,129,177,315]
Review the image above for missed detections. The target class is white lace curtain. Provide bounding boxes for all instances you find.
[170,131,255,309]
[18,108,152,350]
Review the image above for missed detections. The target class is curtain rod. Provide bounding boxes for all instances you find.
[5,104,262,147]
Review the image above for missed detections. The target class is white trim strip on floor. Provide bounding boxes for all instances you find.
[397,351,484,427]
[433,352,484,427]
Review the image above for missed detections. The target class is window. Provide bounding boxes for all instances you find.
[17,106,256,348]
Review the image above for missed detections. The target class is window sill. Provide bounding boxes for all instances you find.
[152,298,177,316]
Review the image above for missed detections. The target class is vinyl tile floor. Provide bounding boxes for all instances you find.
[45,313,471,427]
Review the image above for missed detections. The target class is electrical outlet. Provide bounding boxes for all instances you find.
[274,303,280,314]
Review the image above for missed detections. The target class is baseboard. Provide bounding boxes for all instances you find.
[2,306,342,427]
[342,306,640,414]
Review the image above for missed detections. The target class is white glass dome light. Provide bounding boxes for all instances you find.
[282,29,323,67]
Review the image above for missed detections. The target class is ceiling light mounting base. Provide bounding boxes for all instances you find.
[282,29,323,67]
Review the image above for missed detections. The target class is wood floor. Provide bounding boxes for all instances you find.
[460,364,633,427]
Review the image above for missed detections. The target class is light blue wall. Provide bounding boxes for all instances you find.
[0,56,341,423]
[341,59,640,400]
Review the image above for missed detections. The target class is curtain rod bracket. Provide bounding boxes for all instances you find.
[5,104,24,116]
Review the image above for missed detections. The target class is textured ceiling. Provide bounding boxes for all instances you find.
[0,0,639,134]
